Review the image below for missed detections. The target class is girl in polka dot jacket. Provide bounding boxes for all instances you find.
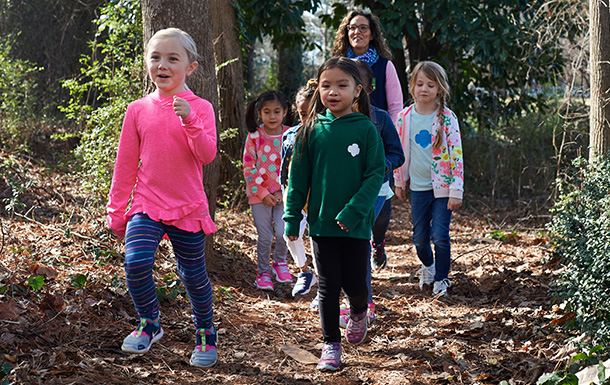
[243,90,294,291]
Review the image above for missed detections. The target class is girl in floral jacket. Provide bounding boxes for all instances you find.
[393,61,464,297]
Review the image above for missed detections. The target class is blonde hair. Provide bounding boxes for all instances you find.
[409,61,450,149]
[146,27,199,64]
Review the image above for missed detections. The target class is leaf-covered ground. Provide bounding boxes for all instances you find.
[0,151,573,384]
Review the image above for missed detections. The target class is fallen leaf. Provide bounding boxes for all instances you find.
[280,344,319,365]
[0,301,21,320]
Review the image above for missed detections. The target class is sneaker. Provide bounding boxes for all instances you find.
[345,310,368,345]
[417,263,435,290]
[339,303,350,328]
[432,278,452,297]
[190,327,218,368]
[310,292,320,310]
[292,271,317,296]
[316,342,342,371]
[255,272,274,291]
[366,302,376,324]
[272,262,293,283]
[121,318,164,354]
[371,240,387,270]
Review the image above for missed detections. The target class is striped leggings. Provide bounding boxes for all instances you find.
[124,213,213,329]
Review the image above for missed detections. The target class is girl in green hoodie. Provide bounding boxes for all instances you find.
[284,57,385,371]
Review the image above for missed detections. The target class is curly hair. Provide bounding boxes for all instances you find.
[332,10,393,60]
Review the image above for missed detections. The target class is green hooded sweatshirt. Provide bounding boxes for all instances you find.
[284,110,385,240]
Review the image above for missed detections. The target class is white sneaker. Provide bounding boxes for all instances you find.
[417,263,435,290]
[432,279,451,297]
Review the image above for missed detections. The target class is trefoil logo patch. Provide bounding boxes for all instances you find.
[347,143,360,157]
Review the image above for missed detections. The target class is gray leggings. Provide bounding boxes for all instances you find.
[251,202,288,274]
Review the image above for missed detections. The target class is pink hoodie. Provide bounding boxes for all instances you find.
[107,89,217,238]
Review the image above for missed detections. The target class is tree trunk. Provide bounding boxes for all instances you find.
[210,0,248,207]
[589,0,610,162]
[278,41,304,104]
[141,0,220,265]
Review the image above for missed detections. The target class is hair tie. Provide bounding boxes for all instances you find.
[307,79,318,87]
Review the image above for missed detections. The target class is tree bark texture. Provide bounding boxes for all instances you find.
[589,0,610,162]
[278,41,304,104]
[210,0,248,205]
[141,0,221,264]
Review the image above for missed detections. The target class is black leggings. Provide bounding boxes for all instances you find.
[312,236,369,343]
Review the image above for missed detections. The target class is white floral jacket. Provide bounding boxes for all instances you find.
[393,104,464,199]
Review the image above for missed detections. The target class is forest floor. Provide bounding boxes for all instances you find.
[0,150,576,385]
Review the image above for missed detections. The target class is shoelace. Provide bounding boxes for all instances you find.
[321,344,340,360]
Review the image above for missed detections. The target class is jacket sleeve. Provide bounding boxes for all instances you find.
[336,125,385,230]
[379,110,405,174]
[242,132,271,200]
[283,135,311,237]
[181,100,217,165]
[446,110,464,199]
[385,60,404,125]
[393,108,409,189]
[106,105,140,239]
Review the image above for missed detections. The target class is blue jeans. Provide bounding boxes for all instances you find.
[410,190,452,281]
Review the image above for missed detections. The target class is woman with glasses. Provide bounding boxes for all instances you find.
[332,10,403,123]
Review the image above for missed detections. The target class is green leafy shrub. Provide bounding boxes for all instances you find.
[60,0,143,205]
[547,156,610,344]
[0,40,43,152]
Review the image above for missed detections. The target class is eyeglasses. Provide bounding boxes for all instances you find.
[347,24,370,33]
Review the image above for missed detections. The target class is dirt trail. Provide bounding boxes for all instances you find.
[0,153,565,384]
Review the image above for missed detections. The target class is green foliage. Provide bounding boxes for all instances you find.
[323,0,576,135]
[0,40,44,151]
[60,0,142,205]
[156,273,185,303]
[537,346,610,385]
[1,361,12,385]
[0,156,33,214]
[233,0,321,49]
[27,275,46,292]
[71,274,88,289]
[547,156,610,344]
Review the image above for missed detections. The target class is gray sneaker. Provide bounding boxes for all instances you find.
[417,263,435,290]
[432,278,452,297]
[190,327,218,368]
[121,318,164,354]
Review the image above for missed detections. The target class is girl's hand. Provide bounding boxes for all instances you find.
[287,235,298,241]
[272,191,283,204]
[337,221,348,232]
[262,194,278,207]
[395,187,406,201]
[448,197,462,211]
[173,96,191,119]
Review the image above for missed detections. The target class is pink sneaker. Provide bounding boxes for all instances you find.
[345,310,368,345]
[367,302,376,324]
[272,262,293,283]
[255,272,274,290]
[339,303,350,328]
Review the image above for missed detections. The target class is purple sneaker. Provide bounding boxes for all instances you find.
[316,342,342,371]
[345,310,368,345]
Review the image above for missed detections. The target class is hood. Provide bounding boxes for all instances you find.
[317,109,368,125]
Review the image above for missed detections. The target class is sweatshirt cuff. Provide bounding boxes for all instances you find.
[449,189,463,199]
[335,209,360,233]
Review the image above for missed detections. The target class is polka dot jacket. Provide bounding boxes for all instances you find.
[243,125,289,204]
